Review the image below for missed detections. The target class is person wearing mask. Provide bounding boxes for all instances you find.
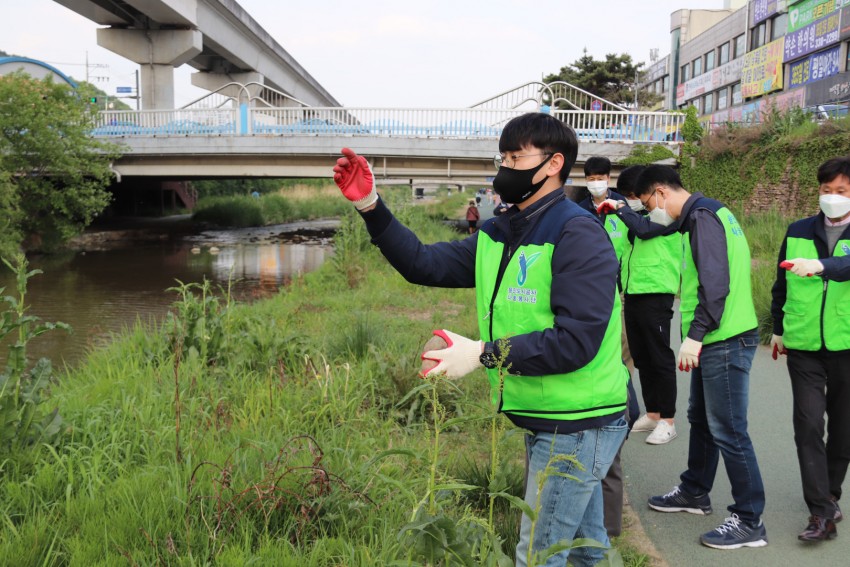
[770,156,850,542]
[598,166,682,445]
[631,165,767,550]
[578,156,629,262]
[332,113,629,567]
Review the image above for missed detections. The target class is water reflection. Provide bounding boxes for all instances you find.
[0,224,334,367]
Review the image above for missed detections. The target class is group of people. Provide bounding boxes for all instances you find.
[331,112,850,566]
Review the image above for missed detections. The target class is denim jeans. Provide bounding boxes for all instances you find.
[680,330,766,525]
[515,417,628,567]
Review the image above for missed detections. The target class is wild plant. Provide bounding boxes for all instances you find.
[164,278,228,366]
[0,254,68,455]
[186,435,374,561]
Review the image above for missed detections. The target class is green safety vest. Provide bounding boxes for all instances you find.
[621,229,682,295]
[602,214,629,263]
[783,235,850,351]
[475,205,628,421]
[680,199,757,344]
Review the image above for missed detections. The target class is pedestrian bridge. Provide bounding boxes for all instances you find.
[92,81,684,181]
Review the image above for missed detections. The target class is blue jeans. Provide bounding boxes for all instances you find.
[516,417,628,567]
[680,331,766,525]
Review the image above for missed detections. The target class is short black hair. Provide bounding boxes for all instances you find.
[817,157,850,184]
[499,113,578,183]
[616,165,646,197]
[634,165,684,197]
[584,156,611,177]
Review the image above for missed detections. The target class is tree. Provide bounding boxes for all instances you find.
[544,49,662,109]
[0,72,121,252]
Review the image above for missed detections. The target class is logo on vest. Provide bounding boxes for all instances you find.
[842,243,850,256]
[727,213,744,237]
[507,251,541,304]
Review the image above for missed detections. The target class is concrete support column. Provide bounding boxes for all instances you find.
[97,28,202,109]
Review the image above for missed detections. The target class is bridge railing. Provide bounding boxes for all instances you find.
[92,107,683,142]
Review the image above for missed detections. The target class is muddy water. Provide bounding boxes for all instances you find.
[0,221,336,367]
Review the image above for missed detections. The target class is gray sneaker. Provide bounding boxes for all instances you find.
[700,514,768,549]
[648,485,712,515]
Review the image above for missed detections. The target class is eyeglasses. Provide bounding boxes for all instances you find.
[493,153,551,169]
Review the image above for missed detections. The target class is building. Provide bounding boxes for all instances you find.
[642,0,850,125]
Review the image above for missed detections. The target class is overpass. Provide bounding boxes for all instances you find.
[92,82,683,184]
[53,0,339,109]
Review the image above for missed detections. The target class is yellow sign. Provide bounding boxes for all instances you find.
[741,37,785,98]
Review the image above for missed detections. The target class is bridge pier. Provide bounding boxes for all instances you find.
[97,28,202,109]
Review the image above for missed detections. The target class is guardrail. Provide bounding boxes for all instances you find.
[91,107,684,143]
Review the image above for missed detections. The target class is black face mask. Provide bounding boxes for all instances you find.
[492,154,552,204]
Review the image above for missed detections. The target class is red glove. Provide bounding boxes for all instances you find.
[770,335,787,360]
[333,147,378,210]
[596,200,618,215]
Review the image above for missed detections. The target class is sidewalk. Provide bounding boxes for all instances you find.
[623,325,846,566]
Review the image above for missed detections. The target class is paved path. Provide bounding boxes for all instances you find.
[623,321,846,566]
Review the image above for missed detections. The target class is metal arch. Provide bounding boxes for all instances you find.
[470,80,627,112]
[180,81,313,110]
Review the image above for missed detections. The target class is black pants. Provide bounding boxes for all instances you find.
[623,293,677,418]
[787,349,850,518]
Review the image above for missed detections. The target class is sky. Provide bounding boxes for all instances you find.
[2,0,725,108]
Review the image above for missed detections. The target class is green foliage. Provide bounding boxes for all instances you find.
[544,49,660,109]
[0,72,122,251]
[619,144,677,166]
[0,254,68,455]
[680,106,703,161]
[0,171,22,258]
[192,193,349,227]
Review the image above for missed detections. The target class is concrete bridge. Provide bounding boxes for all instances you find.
[53,0,338,109]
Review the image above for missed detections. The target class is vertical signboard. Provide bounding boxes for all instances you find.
[742,38,786,97]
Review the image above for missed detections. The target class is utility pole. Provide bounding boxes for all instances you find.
[634,68,639,109]
[135,69,140,110]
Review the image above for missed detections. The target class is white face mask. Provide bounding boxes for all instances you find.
[648,192,675,226]
[819,194,850,219]
[586,180,608,198]
[627,199,644,212]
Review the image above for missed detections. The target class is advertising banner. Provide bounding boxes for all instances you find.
[784,10,841,61]
[840,5,850,38]
[751,0,781,25]
[676,58,744,103]
[788,0,836,33]
[742,38,785,98]
[805,70,850,104]
[789,45,841,87]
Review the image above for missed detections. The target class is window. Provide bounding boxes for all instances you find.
[771,13,788,41]
[704,92,714,114]
[751,22,767,50]
[719,42,730,65]
[734,34,746,58]
[693,57,702,77]
[718,87,728,110]
[681,63,690,83]
[663,75,670,92]
[705,50,716,71]
[731,83,742,106]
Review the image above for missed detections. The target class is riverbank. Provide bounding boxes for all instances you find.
[0,196,649,565]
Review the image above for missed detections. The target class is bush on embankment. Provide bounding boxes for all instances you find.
[192,184,352,227]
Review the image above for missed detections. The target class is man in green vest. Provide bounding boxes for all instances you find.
[578,156,629,262]
[598,166,682,446]
[631,165,767,550]
[332,113,629,567]
[770,156,850,543]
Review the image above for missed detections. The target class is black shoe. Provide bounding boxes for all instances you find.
[798,516,837,542]
[648,485,712,515]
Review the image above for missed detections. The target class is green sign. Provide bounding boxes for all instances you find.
[788,0,837,33]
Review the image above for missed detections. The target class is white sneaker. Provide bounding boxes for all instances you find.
[632,414,659,432]
[646,420,677,445]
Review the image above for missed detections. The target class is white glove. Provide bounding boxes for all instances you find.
[783,258,824,277]
[422,330,483,379]
[770,334,787,360]
[678,337,702,372]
